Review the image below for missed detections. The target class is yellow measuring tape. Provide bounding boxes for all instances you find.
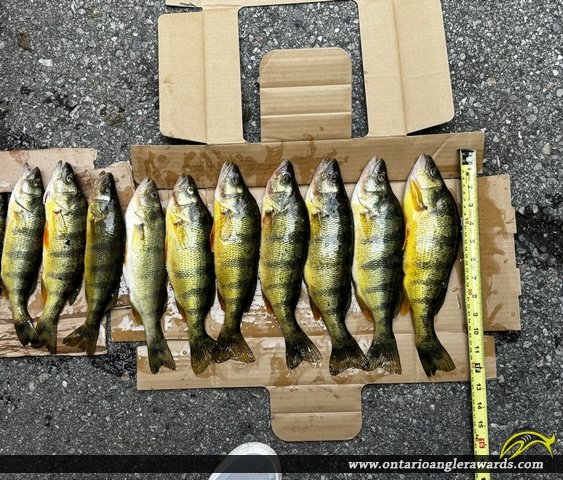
[459,149,490,480]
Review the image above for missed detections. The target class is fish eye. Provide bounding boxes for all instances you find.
[187,186,194,194]
[429,166,438,177]
[281,173,291,184]
[33,179,40,187]
[65,174,74,183]
[377,172,386,183]
[330,172,339,183]
[150,191,158,199]
[232,175,240,186]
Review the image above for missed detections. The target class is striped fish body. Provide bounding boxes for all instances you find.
[1,165,44,346]
[259,160,321,370]
[36,162,87,354]
[351,157,404,374]
[303,157,364,376]
[212,162,260,363]
[63,172,125,355]
[402,154,459,376]
[123,178,175,374]
[166,174,216,374]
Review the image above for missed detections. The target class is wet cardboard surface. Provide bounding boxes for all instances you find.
[111,160,520,439]
[0,150,135,357]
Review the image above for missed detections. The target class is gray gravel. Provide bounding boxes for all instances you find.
[1,0,563,479]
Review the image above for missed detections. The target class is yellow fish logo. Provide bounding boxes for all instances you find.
[500,431,556,459]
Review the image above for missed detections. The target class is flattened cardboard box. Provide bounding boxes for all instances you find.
[0,149,135,357]
[114,145,521,441]
[113,0,522,441]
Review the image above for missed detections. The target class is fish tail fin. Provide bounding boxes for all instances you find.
[189,333,217,375]
[63,322,100,356]
[284,328,322,370]
[416,338,456,377]
[362,335,402,374]
[147,336,176,374]
[213,330,255,364]
[35,318,58,354]
[329,336,365,376]
[13,318,40,348]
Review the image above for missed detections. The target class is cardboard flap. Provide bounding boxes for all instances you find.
[260,48,352,142]
[159,0,453,142]
[267,385,363,442]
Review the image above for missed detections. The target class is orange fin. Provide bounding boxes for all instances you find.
[131,305,143,325]
[352,280,373,322]
[309,295,322,321]
[41,278,47,304]
[262,290,274,315]
[43,220,49,250]
[210,222,215,252]
[400,288,410,315]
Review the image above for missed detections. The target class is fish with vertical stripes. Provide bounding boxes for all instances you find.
[211,162,259,363]
[401,154,459,376]
[123,178,175,374]
[36,162,88,354]
[304,157,365,376]
[1,164,44,347]
[63,172,125,355]
[166,174,217,374]
[259,160,321,370]
[351,157,404,374]
[0,192,9,275]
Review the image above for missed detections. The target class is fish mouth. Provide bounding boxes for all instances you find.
[359,156,385,193]
[407,154,431,186]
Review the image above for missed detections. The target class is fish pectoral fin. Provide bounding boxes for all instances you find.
[132,222,145,245]
[220,210,233,240]
[400,288,410,315]
[308,295,322,321]
[261,290,274,315]
[409,179,426,211]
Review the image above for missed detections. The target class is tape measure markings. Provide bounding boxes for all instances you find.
[459,148,490,480]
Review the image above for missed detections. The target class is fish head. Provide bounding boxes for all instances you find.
[353,156,390,211]
[13,163,44,211]
[18,164,44,198]
[263,159,297,212]
[44,161,82,204]
[91,172,117,204]
[405,154,445,210]
[306,157,343,211]
[215,162,247,212]
[171,174,200,207]
[132,178,161,211]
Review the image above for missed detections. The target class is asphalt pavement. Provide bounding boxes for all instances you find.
[0,0,562,479]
